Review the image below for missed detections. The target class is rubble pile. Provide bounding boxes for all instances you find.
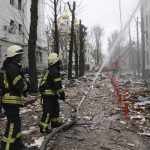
[117,74,150,137]
[0,72,150,149]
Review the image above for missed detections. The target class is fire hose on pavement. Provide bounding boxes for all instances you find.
[40,68,103,150]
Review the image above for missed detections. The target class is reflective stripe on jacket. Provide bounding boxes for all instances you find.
[2,93,23,105]
[42,89,55,96]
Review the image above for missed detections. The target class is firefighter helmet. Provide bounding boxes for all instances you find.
[5,45,24,58]
[48,53,60,65]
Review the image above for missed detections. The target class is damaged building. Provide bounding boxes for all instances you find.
[142,0,150,78]
[0,0,48,71]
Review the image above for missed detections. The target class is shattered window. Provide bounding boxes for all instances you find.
[147,52,149,65]
[39,52,42,62]
[145,32,148,46]
[19,24,22,35]
[0,45,2,59]
[36,51,39,62]
[10,0,14,5]
[18,0,21,10]
[8,20,17,34]
[36,51,42,63]
[146,15,148,28]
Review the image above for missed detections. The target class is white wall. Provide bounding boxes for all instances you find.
[0,0,48,70]
[0,0,24,43]
[143,0,150,71]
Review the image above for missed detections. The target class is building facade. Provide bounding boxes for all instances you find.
[0,0,48,70]
[142,0,150,77]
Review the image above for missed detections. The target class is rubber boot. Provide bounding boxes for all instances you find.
[14,137,27,150]
[51,121,63,128]
[40,126,51,134]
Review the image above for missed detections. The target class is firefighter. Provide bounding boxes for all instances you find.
[1,45,29,150]
[39,53,65,133]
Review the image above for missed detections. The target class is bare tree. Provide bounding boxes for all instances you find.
[108,30,119,52]
[46,0,61,54]
[28,0,38,93]
[128,26,136,75]
[79,20,87,77]
[141,1,145,78]
[107,30,125,73]
[53,0,60,54]
[91,26,103,65]
[135,17,140,77]
[74,31,79,77]
[67,1,76,79]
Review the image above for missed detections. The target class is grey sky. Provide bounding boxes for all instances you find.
[81,0,139,28]
[77,0,140,51]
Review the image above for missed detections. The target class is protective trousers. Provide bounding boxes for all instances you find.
[40,95,60,132]
[1,105,22,150]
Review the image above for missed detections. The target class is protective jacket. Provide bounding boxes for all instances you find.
[39,66,65,99]
[2,58,29,106]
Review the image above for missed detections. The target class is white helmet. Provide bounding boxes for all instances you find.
[5,45,24,58]
[48,53,60,65]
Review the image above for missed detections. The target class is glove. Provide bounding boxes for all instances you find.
[23,91,27,97]
[22,81,30,97]
[59,92,65,100]
[24,80,30,93]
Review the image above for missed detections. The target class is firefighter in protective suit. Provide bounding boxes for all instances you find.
[39,53,65,133]
[1,45,29,150]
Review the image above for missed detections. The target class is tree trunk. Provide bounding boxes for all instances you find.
[74,33,78,78]
[141,2,145,79]
[136,17,140,77]
[79,20,85,77]
[28,0,38,93]
[128,27,135,75]
[54,0,59,54]
[68,1,76,79]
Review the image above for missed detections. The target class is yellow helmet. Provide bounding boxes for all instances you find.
[5,45,24,58]
[48,53,60,65]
